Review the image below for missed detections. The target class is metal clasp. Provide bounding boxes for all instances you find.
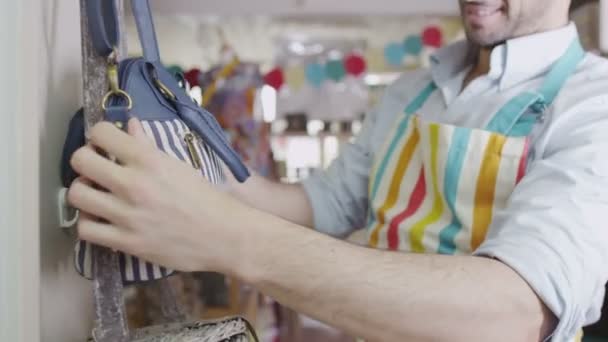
[146,63,176,101]
[101,47,133,110]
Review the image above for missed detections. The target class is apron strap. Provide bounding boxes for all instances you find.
[404,82,438,116]
[537,38,586,107]
[485,38,585,136]
[484,91,544,136]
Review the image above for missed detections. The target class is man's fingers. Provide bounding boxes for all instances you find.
[88,121,149,165]
[77,215,134,253]
[70,144,130,195]
[68,177,131,225]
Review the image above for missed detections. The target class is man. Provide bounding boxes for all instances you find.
[68,0,608,340]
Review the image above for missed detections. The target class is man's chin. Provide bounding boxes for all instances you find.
[465,30,505,47]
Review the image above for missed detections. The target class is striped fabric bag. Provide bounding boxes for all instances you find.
[73,120,226,282]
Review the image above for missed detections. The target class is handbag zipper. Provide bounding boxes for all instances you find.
[184,132,202,169]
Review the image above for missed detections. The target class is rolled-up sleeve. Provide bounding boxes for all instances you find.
[301,71,431,237]
[301,107,378,237]
[474,95,608,341]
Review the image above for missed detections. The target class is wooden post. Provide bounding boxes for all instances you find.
[601,0,608,54]
[79,0,130,340]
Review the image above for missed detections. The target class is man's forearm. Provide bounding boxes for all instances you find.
[230,174,314,228]
[239,213,555,341]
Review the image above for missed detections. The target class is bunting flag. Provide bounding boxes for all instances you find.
[181,24,450,90]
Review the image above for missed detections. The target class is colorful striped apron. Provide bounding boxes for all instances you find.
[365,40,585,341]
[367,38,584,256]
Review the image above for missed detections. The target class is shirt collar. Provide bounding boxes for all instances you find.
[429,40,473,88]
[429,22,580,92]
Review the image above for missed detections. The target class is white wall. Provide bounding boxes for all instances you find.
[37,1,96,341]
[1,0,95,341]
[0,0,23,341]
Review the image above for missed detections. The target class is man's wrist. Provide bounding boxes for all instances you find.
[223,206,273,283]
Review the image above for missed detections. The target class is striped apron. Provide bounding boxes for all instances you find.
[367,39,584,256]
[365,38,585,340]
[367,39,584,254]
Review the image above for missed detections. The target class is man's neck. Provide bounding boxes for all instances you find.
[460,19,572,91]
[462,47,492,90]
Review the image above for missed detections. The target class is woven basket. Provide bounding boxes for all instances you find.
[130,317,258,342]
[87,315,258,342]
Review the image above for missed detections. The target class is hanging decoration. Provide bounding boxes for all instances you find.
[261,23,448,88]
[305,63,326,88]
[284,66,306,91]
[264,67,285,90]
[403,35,423,56]
[344,54,367,76]
[422,26,443,48]
[382,25,445,68]
[384,42,406,67]
[325,59,346,82]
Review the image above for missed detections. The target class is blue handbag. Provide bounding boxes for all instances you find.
[61,0,250,283]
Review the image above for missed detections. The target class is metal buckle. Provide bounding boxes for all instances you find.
[102,59,133,110]
[154,78,177,101]
[102,89,133,110]
[146,63,177,101]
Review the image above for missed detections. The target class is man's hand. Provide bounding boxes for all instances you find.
[67,118,255,275]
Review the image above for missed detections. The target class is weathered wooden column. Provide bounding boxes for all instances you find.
[79,0,130,340]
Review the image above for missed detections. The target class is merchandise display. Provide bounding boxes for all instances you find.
[31,0,606,341]
[197,61,275,177]
[61,0,256,340]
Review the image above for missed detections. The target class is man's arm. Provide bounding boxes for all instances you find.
[226,73,417,236]
[227,172,314,228]
[225,103,381,234]
[240,216,555,342]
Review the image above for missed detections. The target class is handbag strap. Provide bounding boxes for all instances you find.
[130,0,161,62]
[86,0,160,62]
[146,62,251,182]
[88,0,251,183]
[86,0,119,57]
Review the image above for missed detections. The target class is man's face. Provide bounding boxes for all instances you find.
[459,0,569,47]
